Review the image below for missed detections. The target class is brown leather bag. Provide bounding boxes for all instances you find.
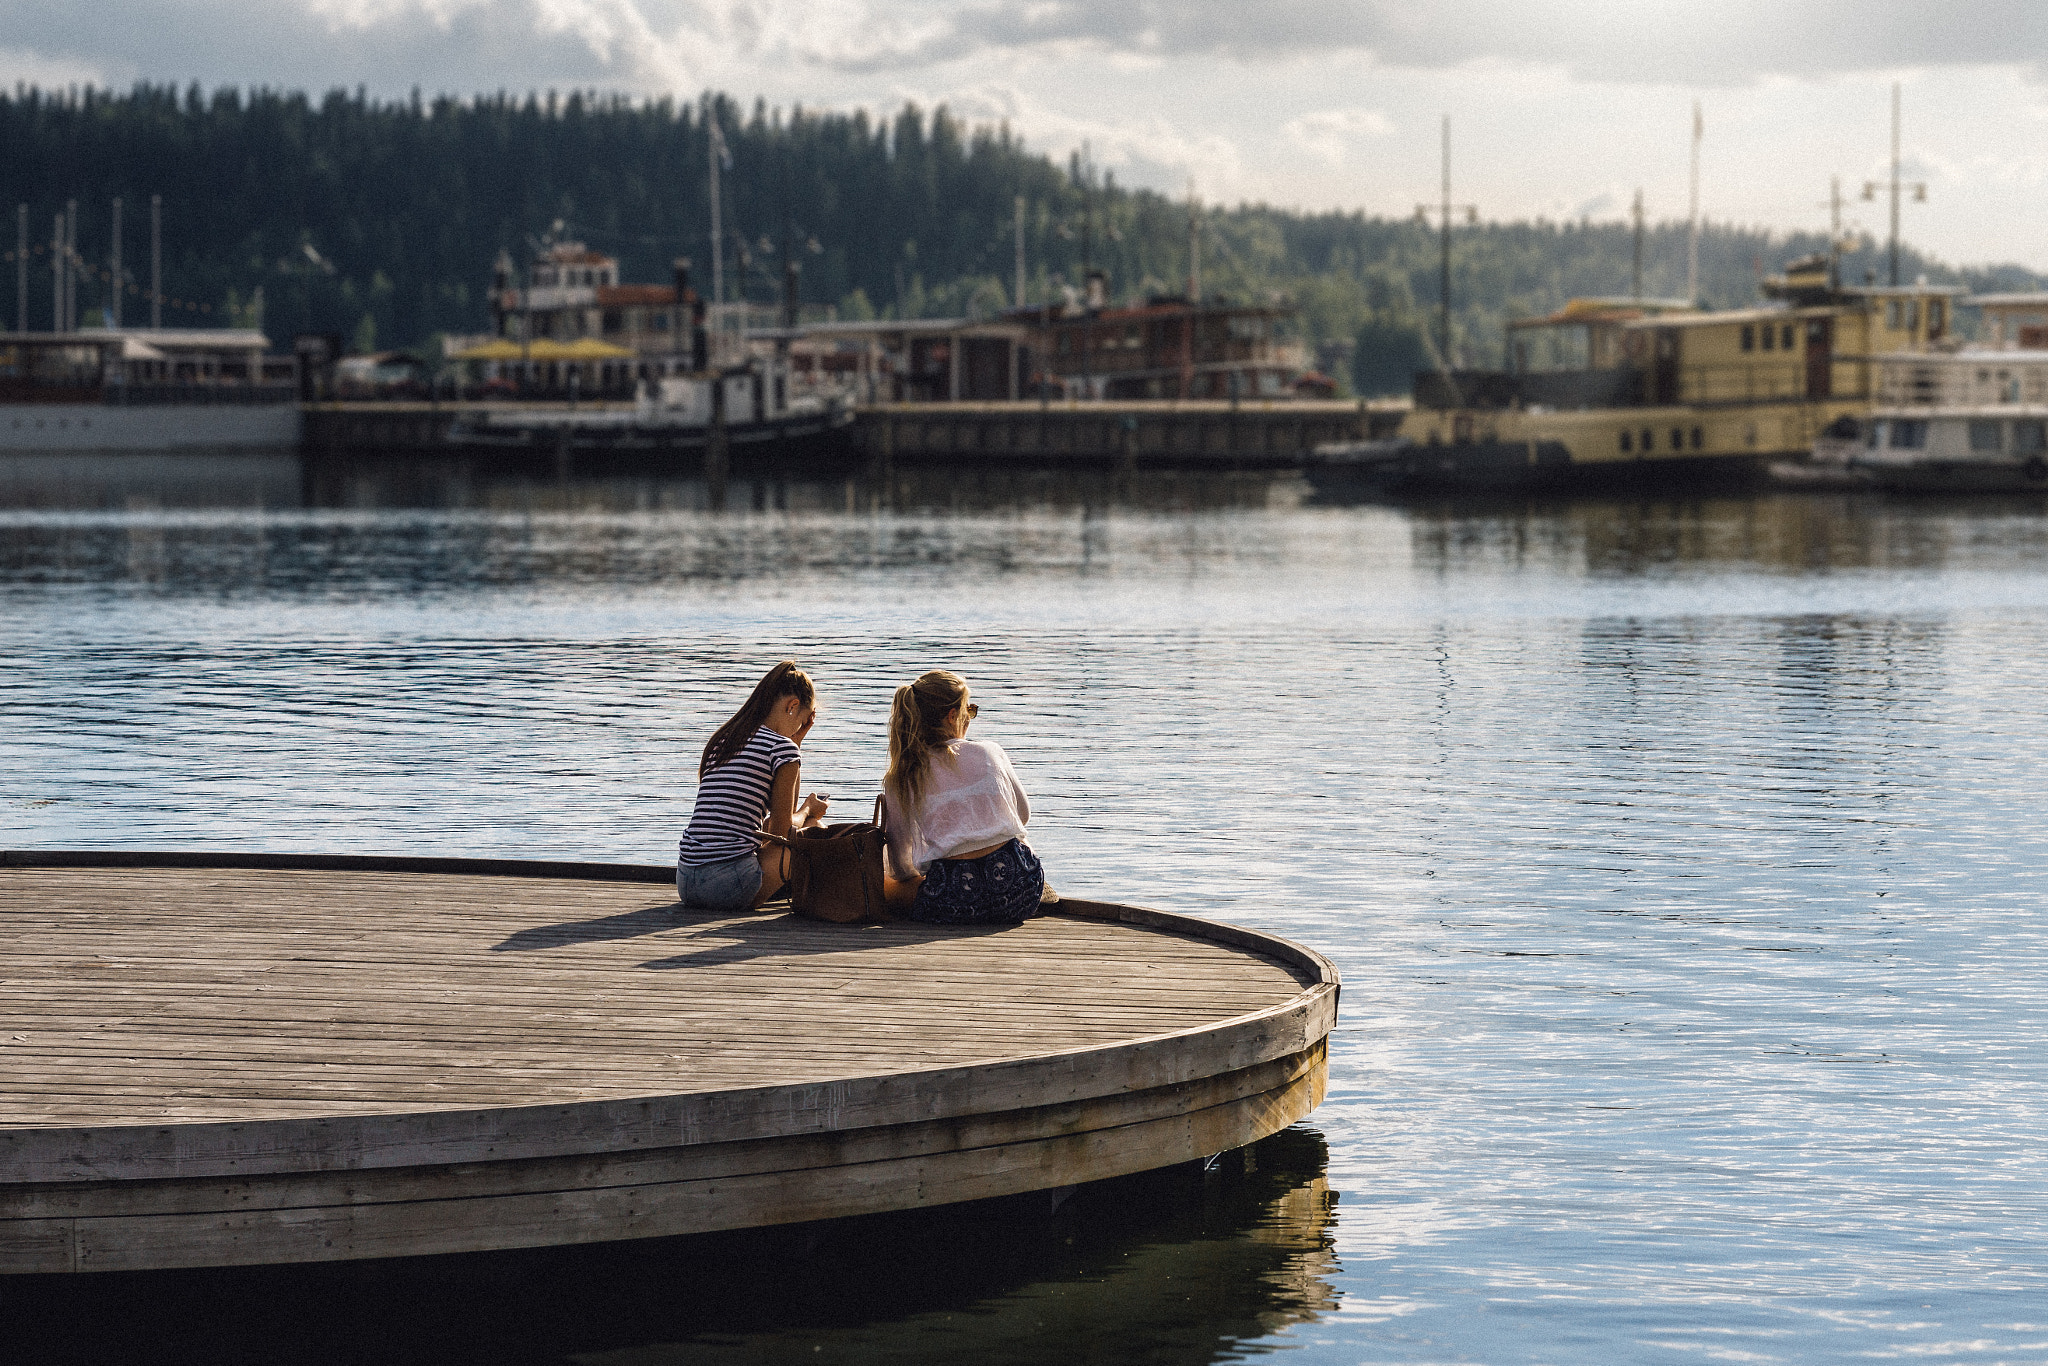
[762,796,895,924]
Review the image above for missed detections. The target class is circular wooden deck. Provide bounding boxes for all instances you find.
[0,853,1337,1274]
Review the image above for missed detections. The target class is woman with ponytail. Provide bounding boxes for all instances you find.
[881,670,1043,924]
[676,661,829,912]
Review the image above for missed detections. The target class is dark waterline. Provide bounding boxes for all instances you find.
[9,452,2048,1362]
[11,1130,1335,1366]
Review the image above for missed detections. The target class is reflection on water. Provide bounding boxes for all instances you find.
[13,452,2048,1361]
[12,1130,1335,1366]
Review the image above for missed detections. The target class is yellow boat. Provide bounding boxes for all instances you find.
[1321,255,1963,492]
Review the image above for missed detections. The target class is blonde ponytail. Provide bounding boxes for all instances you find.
[884,670,968,816]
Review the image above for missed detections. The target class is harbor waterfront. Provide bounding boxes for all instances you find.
[8,458,2048,1358]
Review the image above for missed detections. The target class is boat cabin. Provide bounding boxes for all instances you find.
[0,329,288,402]
[1969,294,2048,351]
[1420,256,1964,413]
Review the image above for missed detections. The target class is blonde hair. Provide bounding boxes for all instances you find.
[884,670,968,815]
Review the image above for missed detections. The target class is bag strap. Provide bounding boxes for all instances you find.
[871,792,888,917]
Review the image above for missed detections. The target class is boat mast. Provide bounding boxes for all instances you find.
[1440,116,1451,365]
[708,111,725,339]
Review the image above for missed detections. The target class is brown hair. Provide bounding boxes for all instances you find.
[700,661,815,777]
[884,670,968,814]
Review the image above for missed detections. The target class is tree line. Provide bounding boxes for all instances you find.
[2,83,2035,394]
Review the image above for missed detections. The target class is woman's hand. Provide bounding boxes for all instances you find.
[793,712,816,746]
[798,793,830,827]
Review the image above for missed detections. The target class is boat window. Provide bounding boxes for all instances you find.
[2017,421,2048,453]
[1691,426,1704,449]
[1619,429,1632,453]
[1886,300,1903,330]
[1868,421,1885,448]
[1761,325,1775,351]
[1781,324,1796,350]
[1929,299,1946,337]
[1890,419,1929,449]
[1671,427,1685,451]
[1641,428,1654,452]
[1969,420,2004,453]
[1740,325,1755,352]
[1907,300,1921,331]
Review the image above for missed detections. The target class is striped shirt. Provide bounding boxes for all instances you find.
[678,727,801,867]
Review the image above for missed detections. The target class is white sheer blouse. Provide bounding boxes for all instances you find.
[881,738,1031,877]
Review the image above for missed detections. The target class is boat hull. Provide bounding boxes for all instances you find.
[446,409,854,457]
[0,402,301,453]
[1854,455,2048,494]
[1310,437,1778,495]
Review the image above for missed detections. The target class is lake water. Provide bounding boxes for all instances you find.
[8,452,2048,1363]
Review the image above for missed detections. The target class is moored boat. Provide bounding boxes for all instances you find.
[1820,348,2048,493]
[442,359,852,456]
[1312,256,1962,495]
[1,328,299,453]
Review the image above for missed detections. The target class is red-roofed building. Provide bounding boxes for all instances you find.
[1008,292,1305,400]
[486,242,694,365]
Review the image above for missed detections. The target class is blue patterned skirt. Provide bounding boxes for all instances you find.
[909,839,1045,925]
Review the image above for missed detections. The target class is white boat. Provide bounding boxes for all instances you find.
[0,329,300,453]
[1813,349,2048,492]
[445,358,851,456]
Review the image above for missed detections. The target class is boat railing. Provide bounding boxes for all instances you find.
[1874,357,2048,408]
[103,382,301,407]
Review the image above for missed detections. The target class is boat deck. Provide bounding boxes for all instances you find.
[0,854,1336,1273]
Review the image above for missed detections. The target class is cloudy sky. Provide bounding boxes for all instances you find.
[8,0,2048,271]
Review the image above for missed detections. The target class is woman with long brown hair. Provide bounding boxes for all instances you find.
[676,661,829,912]
[881,670,1043,924]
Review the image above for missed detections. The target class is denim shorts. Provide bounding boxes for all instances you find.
[677,851,762,912]
[909,839,1044,925]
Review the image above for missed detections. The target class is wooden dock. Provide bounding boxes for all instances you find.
[0,852,1336,1274]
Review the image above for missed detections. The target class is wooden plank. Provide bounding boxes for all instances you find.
[3,1063,1324,1273]
[1,1046,1321,1221]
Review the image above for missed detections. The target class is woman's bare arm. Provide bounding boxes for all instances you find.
[763,762,802,840]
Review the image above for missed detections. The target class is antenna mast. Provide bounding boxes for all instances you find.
[1014,195,1026,308]
[1632,189,1645,299]
[708,112,724,315]
[1414,116,1476,369]
[110,198,122,329]
[1686,102,1701,304]
[1862,83,1925,288]
[1829,175,1844,288]
[1890,82,1901,286]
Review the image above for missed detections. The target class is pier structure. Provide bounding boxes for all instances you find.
[298,398,1402,469]
[0,853,1336,1274]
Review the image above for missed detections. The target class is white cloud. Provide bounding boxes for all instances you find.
[8,0,2048,267]
[0,44,120,89]
[1283,108,1394,166]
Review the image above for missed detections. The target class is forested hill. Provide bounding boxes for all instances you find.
[3,84,2037,394]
